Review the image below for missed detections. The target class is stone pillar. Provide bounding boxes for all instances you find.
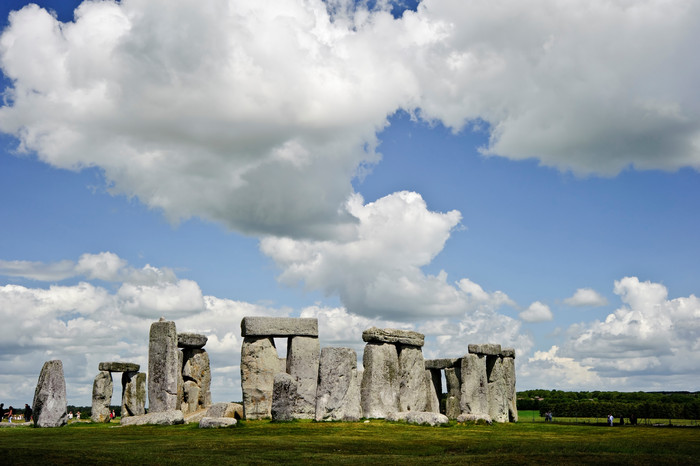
[240,336,279,419]
[460,353,488,416]
[91,370,113,423]
[271,373,296,421]
[425,369,441,413]
[445,366,462,419]
[179,333,211,413]
[360,342,400,418]
[148,319,180,412]
[398,345,429,412]
[315,347,361,422]
[502,350,517,422]
[487,356,509,423]
[32,360,68,428]
[121,371,146,418]
[286,336,320,419]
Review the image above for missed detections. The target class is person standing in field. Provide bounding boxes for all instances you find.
[0,403,4,422]
[6,406,12,423]
[24,404,32,422]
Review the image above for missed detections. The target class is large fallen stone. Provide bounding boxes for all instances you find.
[271,372,296,421]
[361,342,400,418]
[120,410,184,426]
[148,320,180,413]
[457,413,492,424]
[398,345,429,412]
[121,372,146,418]
[424,358,459,370]
[32,360,68,428]
[315,347,361,422]
[182,348,212,409]
[286,336,319,419]
[460,353,488,416]
[240,336,279,419]
[405,411,450,426]
[468,343,502,356]
[98,362,140,373]
[184,409,208,424]
[178,333,208,349]
[362,327,424,347]
[205,402,244,419]
[241,317,318,337]
[91,371,113,423]
[199,417,237,428]
[503,356,518,422]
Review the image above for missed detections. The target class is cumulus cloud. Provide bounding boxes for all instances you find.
[519,301,553,323]
[519,346,603,390]
[564,288,608,307]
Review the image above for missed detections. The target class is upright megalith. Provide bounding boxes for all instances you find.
[487,356,509,423]
[315,347,362,422]
[502,350,517,422]
[286,336,320,418]
[397,345,430,412]
[122,371,146,417]
[240,336,279,419]
[460,353,488,416]
[179,333,212,414]
[271,372,297,421]
[360,342,400,418]
[32,360,67,428]
[148,319,180,412]
[91,371,113,423]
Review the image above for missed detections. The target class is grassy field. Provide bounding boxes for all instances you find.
[518,410,700,426]
[2,417,700,465]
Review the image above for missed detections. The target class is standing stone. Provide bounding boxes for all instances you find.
[315,347,362,422]
[460,353,488,416]
[182,380,200,414]
[361,342,400,418]
[148,320,180,413]
[397,345,429,412]
[445,366,462,419]
[91,371,113,423]
[177,350,184,412]
[286,336,320,419]
[487,357,509,422]
[425,369,440,413]
[503,355,517,422]
[32,360,68,428]
[271,372,296,421]
[240,336,279,419]
[121,371,146,418]
[183,348,212,409]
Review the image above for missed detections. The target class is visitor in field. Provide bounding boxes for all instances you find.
[0,403,4,422]
[6,406,12,423]
[607,414,614,426]
[24,404,32,422]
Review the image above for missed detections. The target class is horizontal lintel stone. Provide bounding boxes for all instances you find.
[178,333,208,349]
[467,343,502,356]
[501,348,516,358]
[361,327,424,347]
[424,358,460,370]
[241,317,318,337]
[98,362,140,373]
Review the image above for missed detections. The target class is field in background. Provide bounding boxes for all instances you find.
[1,418,699,464]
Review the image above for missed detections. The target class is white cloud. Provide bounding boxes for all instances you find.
[0,259,76,281]
[564,288,608,307]
[519,301,553,323]
[519,346,603,390]
[75,252,127,281]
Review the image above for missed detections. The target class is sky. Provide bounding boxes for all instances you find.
[0,0,699,409]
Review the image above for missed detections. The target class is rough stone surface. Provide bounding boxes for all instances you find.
[271,372,296,421]
[445,367,461,396]
[241,317,318,337]
[240,336,279,419]
[501,348,516,358]
[487,357,509,423]
[361,342,400,418]
[199,417,237,428]
[184,409,208,424]
[205,402,244,419]
[457,413,493,424]
[182,380,201,414]
[446,395,461,419]
[121,371,146,418]
[405,411,450,426]
[286,336,320,419]
[182,348,212,410]
[98,362,140,373]
[385,411,406,422]
[425,369,440,413]
[91,371,113,423]
[503,356,518,422]
[178,332,208,349]
[468,343,502,356]
[398,345,429,412]
[460,353,488,416]
[32,360,68,428]
[148,320,180,413]
[424,358,459,370]
[362,327,424,347]
[120,410,184,426]
[315,347,362,422]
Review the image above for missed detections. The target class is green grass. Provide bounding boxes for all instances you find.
[1,419,699,465]
[517,410,700,426]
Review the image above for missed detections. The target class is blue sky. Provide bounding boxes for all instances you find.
[1,0,699,408]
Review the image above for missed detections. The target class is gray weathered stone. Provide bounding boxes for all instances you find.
[240,336,279,419]
[199,417,237,428]
[425,369,440,413]
[32,360,68,428]
[501,348,516,358]
[398,345,429,412]
[405,411,450,426]
[457,413,493,424]
[98,362,140,373]
[487,357,509,423]
[177,350,184,413]
[362,327,424,347]
[503,356,517,422]
[120,410,184,426]
[182,380,200,414]
[148,320,180,413]
[468,343,502,356]
[121,371,146,418]
[91,370,113,423]
[460,353,488,416]
[445,366,462,419]
[205,402,244,419]
[271,372,296,421]
[361,342,400,418]
[424,358,459,370]
[240,317,318,337]
[315,347,362,422]
[286,336,320,419]
[182,348,212,409]
[446,395,461,419]
[178,332,208,349]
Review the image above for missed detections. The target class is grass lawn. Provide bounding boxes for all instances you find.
[2,418,700,465]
